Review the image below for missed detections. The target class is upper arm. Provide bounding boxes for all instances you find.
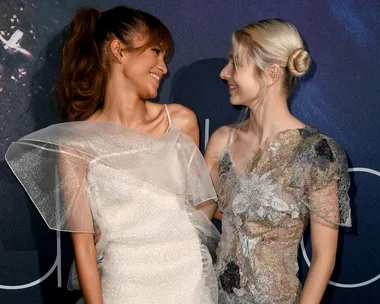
[309,201,339,260]
[306,137,351,258]
[204,126,230,186]
[57,148,95,233]
[203,127,230,220]
[305,137,351,227]
[167,103,200,147]
[308,164,340,259]
[71,232,96,253]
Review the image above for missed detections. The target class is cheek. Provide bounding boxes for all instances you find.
[234,74,254,91]
[125,63,145,79]
[237,79,262,101]
[242,73,261,89]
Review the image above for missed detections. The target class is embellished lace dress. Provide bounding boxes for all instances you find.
[215,126,351,304]
[5,109,220,304]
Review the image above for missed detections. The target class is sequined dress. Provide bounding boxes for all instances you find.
[6,118,220,304]
[215,126,351,304]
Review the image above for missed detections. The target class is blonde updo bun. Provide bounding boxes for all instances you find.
[232,19,311,93]
[287,48,311,77]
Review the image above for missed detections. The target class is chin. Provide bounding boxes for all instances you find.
[229,96,250,107]
[229,98,241,106]
[142,90,158,100]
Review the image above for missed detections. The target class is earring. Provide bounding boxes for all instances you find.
[271,69,280,79]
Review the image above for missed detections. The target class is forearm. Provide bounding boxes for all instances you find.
[213,209,223,221]
[196,199,218,220]
[73,238,103,304]
[300,256,335,304]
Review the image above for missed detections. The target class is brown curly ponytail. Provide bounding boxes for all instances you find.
[57,8,104,122]
[57,6,173,122]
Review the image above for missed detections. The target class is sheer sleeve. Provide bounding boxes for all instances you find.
[5,122,217,231]
[177,134,220,280]
[178,135,217,206]
[304,137,351,227]
[5,136,95,233]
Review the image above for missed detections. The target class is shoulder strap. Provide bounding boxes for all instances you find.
[226,127,233,149]
[164,104,172,132]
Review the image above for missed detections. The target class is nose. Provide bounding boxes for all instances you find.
[158,57,168,75]
[220,63,231,80]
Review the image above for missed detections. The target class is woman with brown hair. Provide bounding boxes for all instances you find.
[6,6,219,304]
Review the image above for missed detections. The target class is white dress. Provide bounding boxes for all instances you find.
[5,109,220,303]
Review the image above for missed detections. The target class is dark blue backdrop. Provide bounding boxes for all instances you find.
[0,0,379,303]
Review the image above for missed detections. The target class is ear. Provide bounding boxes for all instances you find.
[109,39,125,63]
[266,64,282,86]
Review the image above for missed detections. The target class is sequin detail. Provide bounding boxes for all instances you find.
[215,126,351,304]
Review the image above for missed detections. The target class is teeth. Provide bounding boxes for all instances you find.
[150,73,160,81]
[229,85,238,89]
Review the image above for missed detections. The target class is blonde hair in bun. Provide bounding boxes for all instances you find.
[287,48,311,77]
[231,18,312,94]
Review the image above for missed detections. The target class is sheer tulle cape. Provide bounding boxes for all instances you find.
[6,121,220,304]
[5,121,218,233]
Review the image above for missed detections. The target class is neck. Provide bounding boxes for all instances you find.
[246,88,295,145]
[94,75,149,127]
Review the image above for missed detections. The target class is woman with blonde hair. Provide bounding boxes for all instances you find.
[205,19,351,303]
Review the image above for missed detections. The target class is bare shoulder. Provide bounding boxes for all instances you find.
[205,125,231,157]
[166,103,197,131]
[210,125,230,142]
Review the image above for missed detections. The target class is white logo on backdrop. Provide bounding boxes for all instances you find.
[0,231,62,290]
[301,167,380,288]
[0,167,62,290]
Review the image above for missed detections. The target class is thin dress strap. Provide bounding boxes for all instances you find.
[226,127,233,151]
[164,104,172,132]
[220,127,234,164]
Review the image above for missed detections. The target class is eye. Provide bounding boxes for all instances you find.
[230,60,238,69]
[152,48,161,55]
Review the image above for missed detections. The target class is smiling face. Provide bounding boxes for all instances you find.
[120,36,168,99]
[220,51,264,107]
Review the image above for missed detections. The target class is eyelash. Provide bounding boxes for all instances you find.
[152,48,161,54]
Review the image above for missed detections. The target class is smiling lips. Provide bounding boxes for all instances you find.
[150,73,160,82]
[229,84,238,91]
